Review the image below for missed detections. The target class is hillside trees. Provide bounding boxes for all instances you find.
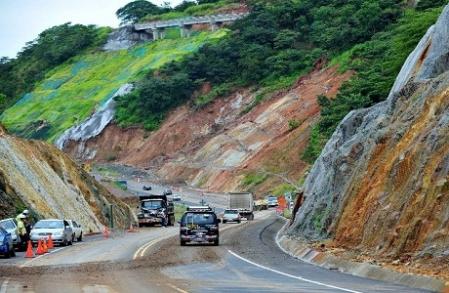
[116,0,169,24]
[116,0,403,129]
[0,23,109,114]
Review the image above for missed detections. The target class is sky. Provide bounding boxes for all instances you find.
[0,0,183,58]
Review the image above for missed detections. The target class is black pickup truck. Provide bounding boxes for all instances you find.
[137,195,175,227]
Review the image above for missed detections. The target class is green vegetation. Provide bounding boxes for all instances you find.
[175,203,188,220]
[288,119,301,131]
[318,8,442,137]
[0,23,109,114]
[116,0,170,24]
[1,30,226,141]
[117,0,404,131]
[242,172,267,188]
[271,183,296,196]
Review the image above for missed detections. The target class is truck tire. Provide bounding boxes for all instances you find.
[180,239,186,246]
[213,239,219,246]
[249,213,254,221]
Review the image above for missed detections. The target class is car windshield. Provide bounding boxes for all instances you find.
[224,210,238,214]
[34,221,64,229]
[142,200,162,209]
[0,220,15,230]
[182,213,216,225]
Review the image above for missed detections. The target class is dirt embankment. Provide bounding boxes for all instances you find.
[0,127,133,232]
[66,67,351,196]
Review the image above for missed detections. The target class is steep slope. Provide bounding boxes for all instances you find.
[289,4,449,262]
[0,125,132,233]
[65,66,352,195]
[0,30,226,143]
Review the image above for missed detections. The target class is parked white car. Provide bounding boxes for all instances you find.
[30,219,73,246]
[222,209,241,223]
[67,220,83,242]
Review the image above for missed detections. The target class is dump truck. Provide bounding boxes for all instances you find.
[137,194,175,227]
[228,192,254,220]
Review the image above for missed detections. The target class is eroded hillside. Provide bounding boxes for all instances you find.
[0,125,132,232]
[288,3,449,270]
[65,66,352,195]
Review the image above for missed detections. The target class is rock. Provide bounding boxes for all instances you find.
[288,4,449,259]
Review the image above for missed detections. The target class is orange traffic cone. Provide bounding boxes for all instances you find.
[47,235,54,249]
[24,241,35,258]
[128,223,136,233]
[36,239,44,255]
[42,238,48,253]
[103,227,110,239]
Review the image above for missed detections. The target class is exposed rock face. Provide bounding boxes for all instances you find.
[289,5,449,258]
[103,27,151,51]
[55,84,133,151]
[65,67,352,194]
[0,129,133,232]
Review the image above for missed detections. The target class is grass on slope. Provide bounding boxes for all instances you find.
[0,30,227,142]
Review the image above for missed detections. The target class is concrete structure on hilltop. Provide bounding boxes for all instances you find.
[134,12,249,40]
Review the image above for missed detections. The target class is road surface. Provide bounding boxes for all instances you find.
[0,211,429,292]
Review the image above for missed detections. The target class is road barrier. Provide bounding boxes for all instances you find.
[47,235,54,249]
[42,239,48,253]
[36,240,45,255]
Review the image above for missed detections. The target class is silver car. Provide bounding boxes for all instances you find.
[0,218,20,248]
[67,220,83,242]
[30,219,73,246]
[222,209,241,224]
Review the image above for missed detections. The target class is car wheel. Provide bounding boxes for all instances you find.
[72,234,75,243]
[62,238,67,246]
[78,233,83,242]
[223,220,227,224]
[237,220,241,223]
[180,240,186,246]
[9,248,16,257]
[213,239,219,246]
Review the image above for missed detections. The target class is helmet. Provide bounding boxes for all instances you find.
[23,209,30,215]
[18,214,26,219]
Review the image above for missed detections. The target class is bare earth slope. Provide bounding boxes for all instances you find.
[288,4,449,270]
[0,125,132,232]
[65,67,351,195]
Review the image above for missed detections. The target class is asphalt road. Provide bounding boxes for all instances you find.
[0,211,430,293]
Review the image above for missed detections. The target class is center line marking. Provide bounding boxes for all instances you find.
[168,283,189,293]
[228,250,363,293]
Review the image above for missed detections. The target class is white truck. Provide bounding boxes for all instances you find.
[228,192,254,220]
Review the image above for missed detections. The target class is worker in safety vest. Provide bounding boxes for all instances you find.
[16,214,28,245]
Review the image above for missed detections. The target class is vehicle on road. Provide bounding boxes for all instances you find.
[137,195,175,227]
[30,219,73,246]
[67,220,83,242]
[222,209,241,223]
[254,199,268,211]
[0,218,20,249]
[0,226,15,258]
[163,189,173,195]
[172,194,182,201]
[142,185,152,191]
[229,192,254,220]
[266,195,278,207]
[179,206,220,246]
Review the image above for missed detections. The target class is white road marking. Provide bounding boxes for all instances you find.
[20,247,66,268]
[228,250,364,293]
[167,283,189,293]
[0,278,10,293]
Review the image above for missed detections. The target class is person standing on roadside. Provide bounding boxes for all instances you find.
[17,214,28,248]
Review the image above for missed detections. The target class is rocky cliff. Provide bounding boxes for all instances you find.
[65,66,352,195]
[0,126,133,232]
[289,4,449,261]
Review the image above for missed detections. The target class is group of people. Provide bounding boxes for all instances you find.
[16,209,32,248]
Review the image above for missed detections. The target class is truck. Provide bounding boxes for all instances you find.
[228,192,254,220]
[137,194,175,227]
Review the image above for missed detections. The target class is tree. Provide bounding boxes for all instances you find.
[116,0,167,24]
